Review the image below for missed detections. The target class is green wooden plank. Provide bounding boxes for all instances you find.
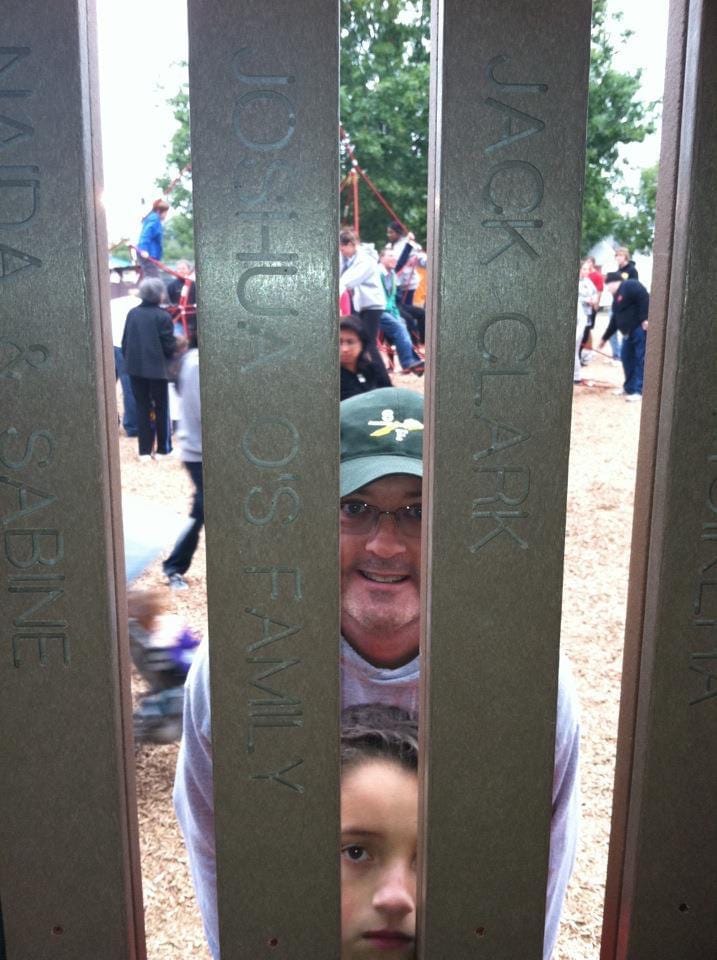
[600,0,690,954]
[609,0,717,954]
[419,2,592,957]
[186,1,341,956]
[0,2,144,957]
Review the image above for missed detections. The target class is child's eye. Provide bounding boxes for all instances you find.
[342,844,370,862]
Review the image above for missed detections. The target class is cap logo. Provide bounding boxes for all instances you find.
[368,408,424,443]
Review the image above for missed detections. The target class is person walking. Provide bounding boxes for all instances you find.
[162,331,204,589]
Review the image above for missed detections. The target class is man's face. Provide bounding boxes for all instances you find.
[341,239,357,258]
[606,280,620,297]
[340,474,422,668]
[615,250,628,267]
[381,251,397,270]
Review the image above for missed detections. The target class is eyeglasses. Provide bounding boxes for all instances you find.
[340,500,422,538]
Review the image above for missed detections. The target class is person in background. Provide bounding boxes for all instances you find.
[137,198,170,276]
[168,260,195,305]
[606,247,639,361]
[580,255,603,366]
[614,246,639,281]
[574,261,597,384]
[128,587,201,742]
[385,221,426,308]
[163,325,204,589]
[378,249,424,375]
[121,277,176,460]
[340,228,387,370]
[340,316,391,401]
[599,271,649,402]
[110,293,139,438]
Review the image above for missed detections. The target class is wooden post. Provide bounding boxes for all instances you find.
[420,1,592,956]
[187,1,341,955]
[603,0,717,954]
[0,2,144,957]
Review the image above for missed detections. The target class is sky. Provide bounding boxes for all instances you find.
[96,0,670,247]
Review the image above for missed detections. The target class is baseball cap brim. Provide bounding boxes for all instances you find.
[341,453,423,497]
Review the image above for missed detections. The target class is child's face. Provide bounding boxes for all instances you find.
[341,759,417,960]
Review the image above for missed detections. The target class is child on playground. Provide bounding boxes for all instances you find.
[340,704,418,960]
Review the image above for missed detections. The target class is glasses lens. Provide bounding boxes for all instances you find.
[339,502,422,537]
[395,504,422,537]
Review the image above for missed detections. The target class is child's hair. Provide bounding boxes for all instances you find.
[340,704,418,774]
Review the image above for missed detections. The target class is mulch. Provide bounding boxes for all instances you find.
[122,356,639,959]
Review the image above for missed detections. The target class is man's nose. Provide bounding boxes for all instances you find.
[365,512,408,557]
[372,864,416,918]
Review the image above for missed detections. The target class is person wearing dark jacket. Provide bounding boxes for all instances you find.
[340,316,391,401]
[614,246,639,281]
[599,272,649,401]
[122,277,177,459]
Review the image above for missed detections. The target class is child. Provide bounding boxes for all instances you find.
[127,588,201,742]
[340,704,418,960]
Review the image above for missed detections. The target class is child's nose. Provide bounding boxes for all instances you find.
[373,864,416,917]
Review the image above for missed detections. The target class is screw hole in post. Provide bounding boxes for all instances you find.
[267,936,279,947]
[678,903,689,913]
[475,926,486,937]
[51,926,64,937]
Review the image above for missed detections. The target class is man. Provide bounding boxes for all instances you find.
[174,388,579,960]
[339,228,387,369]
[599,271,650,402]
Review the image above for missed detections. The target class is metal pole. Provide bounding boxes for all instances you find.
[603,0,717,954]
[0,2,144,957]
[187,1,341,956]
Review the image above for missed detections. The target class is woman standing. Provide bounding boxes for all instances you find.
[122,277,177,460]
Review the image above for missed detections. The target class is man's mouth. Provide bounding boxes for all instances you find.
[359,571,409,584]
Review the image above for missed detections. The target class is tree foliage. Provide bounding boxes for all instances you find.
[340,0,430,246]
[582,0,658,251]
[617,163,658,255]
[155,76,194,261]
[158,1,659,259]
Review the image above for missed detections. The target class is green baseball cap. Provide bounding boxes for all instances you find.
[340,387,424,496]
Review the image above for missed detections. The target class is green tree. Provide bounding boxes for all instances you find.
[156,76,194,262]
[616,163,658,255]
[582,0,658,251]
[159,2,658,256]
[340,0,430,246]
